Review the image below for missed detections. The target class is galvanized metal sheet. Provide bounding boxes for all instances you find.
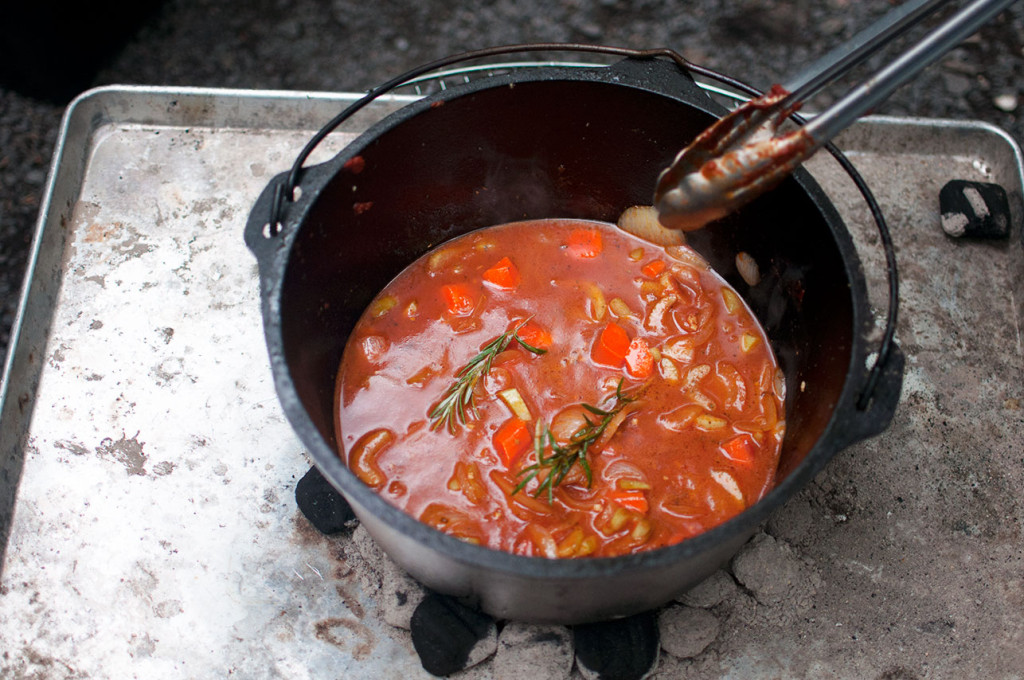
[1,86,1022,678]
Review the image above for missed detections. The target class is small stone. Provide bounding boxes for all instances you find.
[410,592,498,677]
[676,570,736,608]
[492,622,574,680]
[939,180,1011,239]
[994,92,1018,112]
[658,605,720,659]
[574,610,660,680]
[294,465,356,534]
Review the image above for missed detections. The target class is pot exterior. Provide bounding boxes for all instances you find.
[246,57,901,622]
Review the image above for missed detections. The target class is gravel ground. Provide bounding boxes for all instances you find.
[1,0,1023,357]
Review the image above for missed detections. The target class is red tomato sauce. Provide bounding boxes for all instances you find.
[335,219,785,558]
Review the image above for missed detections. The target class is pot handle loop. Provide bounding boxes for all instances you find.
[265,43,705,232]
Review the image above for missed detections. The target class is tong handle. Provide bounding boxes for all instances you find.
[783,0,952,104]
[807,0,1019,143]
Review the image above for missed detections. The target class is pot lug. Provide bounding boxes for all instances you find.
[833,341,905,450]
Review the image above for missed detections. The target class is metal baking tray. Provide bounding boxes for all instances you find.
[1,84,1022,678]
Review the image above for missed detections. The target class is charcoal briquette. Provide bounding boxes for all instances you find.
[294,465,357,534]
[410,592,498,677]
[939,180,1011,239]
[574,610,660,680]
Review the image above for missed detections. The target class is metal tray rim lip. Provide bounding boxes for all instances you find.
[63,82,422,108]
[850,113,1024,187]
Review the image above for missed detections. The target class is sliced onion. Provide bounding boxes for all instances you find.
[584,282,607,322]
[595,400,642,449]
[735,251,761,286]
[369,294,398,318]
[609,297,635,319]
[710,470,744,503]
[549,405,592,445]
[499,387,533,421]
[774,368,787,401]
[617,205,687,246]
[644,293,678,333]
[659,356,680,383]
[662,336,695,364]
[657,404,702,432]
[665,245,709,270]
[682,364,711,392]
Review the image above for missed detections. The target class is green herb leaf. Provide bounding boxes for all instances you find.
[514,379,642,502]
[428,319,546,434]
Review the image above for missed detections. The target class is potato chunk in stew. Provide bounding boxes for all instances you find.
[335,219,784,558]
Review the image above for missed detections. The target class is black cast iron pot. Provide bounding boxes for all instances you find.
[244,54,904,624]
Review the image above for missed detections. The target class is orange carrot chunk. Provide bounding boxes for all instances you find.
[493,417,532,467]
[482,256,521,290]
[515,320,553,351]
[721,434,758,464]
[624,337,653,379]
[567,228,604,258]
[591,322,631,368]
[440,283,476,316]
[608,489,649,514]
[640,259,667,277]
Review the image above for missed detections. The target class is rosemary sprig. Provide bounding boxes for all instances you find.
[514,380,640,503]
[429,319,546,433]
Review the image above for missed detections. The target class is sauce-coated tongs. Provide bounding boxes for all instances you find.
[654,0,1018,231]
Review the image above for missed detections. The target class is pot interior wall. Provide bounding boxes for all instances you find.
[279,75,855,492]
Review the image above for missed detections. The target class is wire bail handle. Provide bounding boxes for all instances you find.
[266,42,899,410]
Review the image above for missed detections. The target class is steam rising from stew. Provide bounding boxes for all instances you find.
[335,218,784,558]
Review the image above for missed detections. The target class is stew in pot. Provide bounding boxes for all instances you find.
[334,218,785,558]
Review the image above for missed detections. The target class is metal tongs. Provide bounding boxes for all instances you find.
[654,0,1018,231]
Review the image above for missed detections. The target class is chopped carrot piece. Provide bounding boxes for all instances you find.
[566,228,604,258]
[482,256,521,290]
[641,259,667,277]
[440,283,476,316]
[721,434,758,464]
[591,322,630,368]
[624,337,653,379]
[608,489,649,514]
[515,320,553,350]
[493,417,532,467]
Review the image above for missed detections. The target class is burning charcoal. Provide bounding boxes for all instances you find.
[939,180,1011,239]
[658,604,720,659]
[410,592,497,677]
[574,610,660,680]
[294,466,356,534]
[493,622,574,680]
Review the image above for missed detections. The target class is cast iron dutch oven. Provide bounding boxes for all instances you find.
[244,53,904,624]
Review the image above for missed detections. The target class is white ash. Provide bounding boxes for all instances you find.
[731,532,821,608]
[941,212,970,237]
[675,569,737,608]
[492,622,573,680]
[350,524,387,598]
[464,619,499,670]
[963,185,991,218]
[658,605,721,659]
[379,556,428,630]
[349,525,427,629]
